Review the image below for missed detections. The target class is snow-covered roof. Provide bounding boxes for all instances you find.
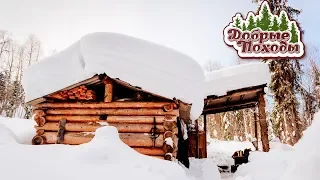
[205,62,270,97]
[22,32,205,121]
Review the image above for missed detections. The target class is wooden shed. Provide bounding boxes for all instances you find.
[29,73,192,161]
[189,63,271,159]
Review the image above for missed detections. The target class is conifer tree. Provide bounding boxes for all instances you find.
[290,22,299,43]
[242,23,247,31]
[247,14,256,31]
[270,16,280,31]
[256,17,261,29]
[234,17,242,29]
[254,0,303,145]
[279,12,289,31]
[259,3,272,30]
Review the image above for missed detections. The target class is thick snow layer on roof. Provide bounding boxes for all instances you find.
[22,32,205,120]
[205,62,270,97]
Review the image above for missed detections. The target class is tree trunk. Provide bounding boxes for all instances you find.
[258,93,270,152]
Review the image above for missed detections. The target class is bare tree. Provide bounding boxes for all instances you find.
[25,34,42,66]
[203,60,223,72]
[0,30,12,61]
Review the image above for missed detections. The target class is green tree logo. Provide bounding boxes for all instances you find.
[224,0,304,59]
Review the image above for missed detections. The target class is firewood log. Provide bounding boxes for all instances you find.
[133,147,164,156]
[46,109,179,116]
[45,115,175,124]
[35,102,177,109]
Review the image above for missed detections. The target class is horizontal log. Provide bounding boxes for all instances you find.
[35,122,105,132]
[120,133,164,147]
[35,102,177,109]
[42,132,164,147]
[32,135,46,145]
[34,115,46,127]
[108,123,165,133]
[133,147,164,156]
[45,115,176,124]
[33,110,45,117]
[46,109,179,116]
[42,132,94,145]
[35,122,165,133]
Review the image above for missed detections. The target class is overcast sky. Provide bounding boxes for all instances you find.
[0,0,318,67]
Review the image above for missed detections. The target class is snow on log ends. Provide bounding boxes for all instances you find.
[22,32,204,120]
[205,62,270,97]
[164,137,173,147]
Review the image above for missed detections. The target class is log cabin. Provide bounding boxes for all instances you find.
[28,73,193,161]
[22,33,205,166]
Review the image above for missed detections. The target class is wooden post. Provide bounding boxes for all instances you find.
[56,119,67,144]
[257,92,270,152]
[104,78,113,102]
[195,119,199,158]
[253,108,259,151]
[203,114,207,158]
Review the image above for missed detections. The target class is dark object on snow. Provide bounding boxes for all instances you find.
[177,118,190,168]
[232,148,251,166]
[217,165,229,173]
[231,165,239,173]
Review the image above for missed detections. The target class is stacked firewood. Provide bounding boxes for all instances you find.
[47,86,96,101]
[31,101,179,160]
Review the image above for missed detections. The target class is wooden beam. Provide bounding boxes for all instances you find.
[104,78,113,102]
[56,119,67,144]
[226,84,267,95]
[35,102,176,109]
[205,84,266,100]
[203,103,256,115]
[257,92,270,152]
[203,99,257,114]
[240,94,245,101]
[253,108,259,151]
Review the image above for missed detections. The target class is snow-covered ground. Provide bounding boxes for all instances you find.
[1,111,320,180]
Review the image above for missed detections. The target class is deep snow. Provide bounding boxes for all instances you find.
[22,32,205,121]
[204,62,270,97]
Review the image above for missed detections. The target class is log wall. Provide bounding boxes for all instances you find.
[32,101,179,161]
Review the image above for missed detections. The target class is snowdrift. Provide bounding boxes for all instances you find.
[0,117,189,180]
[233,112,320,180]
[205,62,270,97]
[22,32,205,120]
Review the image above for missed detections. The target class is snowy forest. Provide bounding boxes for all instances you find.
[0,30,42,119]
[0,0,319,147]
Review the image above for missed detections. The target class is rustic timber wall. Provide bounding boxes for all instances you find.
[32,102,179,160]
[31,81,181,161]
